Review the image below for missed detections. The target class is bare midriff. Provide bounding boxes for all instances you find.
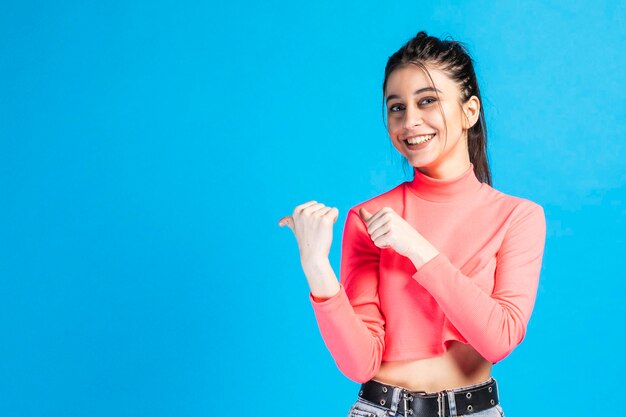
[372,341,492,392]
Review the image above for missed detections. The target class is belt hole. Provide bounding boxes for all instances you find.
[467,405,473,411]
[359,390,363,396]
[380,399,386,406]
[488,387,493,393]
[382,387,388,393]
[466,392,472,399]
[491,399,495,405]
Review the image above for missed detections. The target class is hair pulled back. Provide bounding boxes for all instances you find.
[382,31,491,185]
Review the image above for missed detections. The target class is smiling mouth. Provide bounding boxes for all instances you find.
[404,133,435,146]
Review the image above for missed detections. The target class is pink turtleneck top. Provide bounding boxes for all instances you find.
[308,163,546,383]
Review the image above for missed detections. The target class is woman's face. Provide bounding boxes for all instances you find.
[385,64,478,178]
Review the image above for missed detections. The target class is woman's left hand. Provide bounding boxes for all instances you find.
[359,206,439,268]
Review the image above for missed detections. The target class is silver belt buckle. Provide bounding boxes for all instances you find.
[402,391,413,417]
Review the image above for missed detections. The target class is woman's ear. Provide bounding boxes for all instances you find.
[463,95,480,129]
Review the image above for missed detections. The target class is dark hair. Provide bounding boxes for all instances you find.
[382,31,492,186]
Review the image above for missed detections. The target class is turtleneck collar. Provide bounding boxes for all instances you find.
[407,163,483,202]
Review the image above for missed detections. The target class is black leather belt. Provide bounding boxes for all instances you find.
[358,378,499,417]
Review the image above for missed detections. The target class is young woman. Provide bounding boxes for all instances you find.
[279,31,546,417]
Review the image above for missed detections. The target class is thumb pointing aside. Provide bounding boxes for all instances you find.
[359,207,373,223]
[278,216,295,233]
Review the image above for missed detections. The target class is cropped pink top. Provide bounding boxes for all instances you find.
[308,163,546,383]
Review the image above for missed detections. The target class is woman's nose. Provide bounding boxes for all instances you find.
[403,105,423,129]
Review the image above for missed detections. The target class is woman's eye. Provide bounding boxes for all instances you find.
[389,98,436,113]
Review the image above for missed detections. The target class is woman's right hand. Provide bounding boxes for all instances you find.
[278,200,339,266]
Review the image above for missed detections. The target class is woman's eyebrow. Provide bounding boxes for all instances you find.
[386,87,443,101]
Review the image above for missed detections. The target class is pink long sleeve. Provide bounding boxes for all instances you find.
[412,202,546,363]
[309,208,386,383]
[308,163,547,382]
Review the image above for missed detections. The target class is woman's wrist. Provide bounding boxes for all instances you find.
[301,254,329,273]
[407,243,440,270]
[301,257,341,300]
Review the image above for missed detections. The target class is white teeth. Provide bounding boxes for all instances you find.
[406,134,434,145]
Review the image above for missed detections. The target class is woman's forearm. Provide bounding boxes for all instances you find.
[301,257,341,300]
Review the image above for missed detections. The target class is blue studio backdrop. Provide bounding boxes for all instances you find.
[1,1,625,416]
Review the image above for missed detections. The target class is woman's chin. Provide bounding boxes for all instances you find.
[405,154,437,169]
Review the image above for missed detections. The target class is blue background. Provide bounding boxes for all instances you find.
[1,1,624,416]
